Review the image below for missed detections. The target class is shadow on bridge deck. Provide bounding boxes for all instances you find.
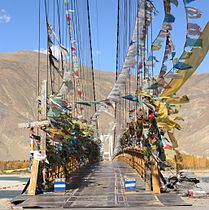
[13,161,190,208]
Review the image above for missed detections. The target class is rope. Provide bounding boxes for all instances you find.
[37,0,41,123]
[86,0,97,113]
[44,0,49,83]
[113,0,120,151]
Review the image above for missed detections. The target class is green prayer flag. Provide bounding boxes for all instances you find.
[185,38,202,48]
[164,14,175,23]
[122,95,138,102]
[183,0,196,4]
[137,101,143,106]
[170,0,179,6]
[90,101,101,105]
[75,102,91,106]
[146,83,159,90]
[173,62,192,70]
[170,52,176,60]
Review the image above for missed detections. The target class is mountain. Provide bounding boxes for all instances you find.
[176,73,209,156]
[0,51,208,160]
[0,51,115,160]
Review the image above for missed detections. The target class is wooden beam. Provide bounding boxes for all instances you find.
[152,166,161,194]
[18,120,50,129]
[28,159,39,195]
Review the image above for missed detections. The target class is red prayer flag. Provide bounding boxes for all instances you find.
[149,112,155,121]
[66,16,71,22]
[101,99,114,108]
[77,90,82,97]
[74,71,79,77]
[138,63,143,70]
[129,109,135,113]
[71,47,76,51]
[164,144,173,150]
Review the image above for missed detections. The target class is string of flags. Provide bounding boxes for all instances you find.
[91,0,149,122]
[64,0,83,106]
[172,0,203,72]
[151,0,177,82]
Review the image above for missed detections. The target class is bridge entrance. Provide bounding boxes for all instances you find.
[14,161,189,208]
[101,134,113,161]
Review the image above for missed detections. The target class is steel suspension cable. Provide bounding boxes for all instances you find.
[86,0,97,113]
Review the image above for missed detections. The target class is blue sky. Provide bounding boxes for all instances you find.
[0,0,208,73]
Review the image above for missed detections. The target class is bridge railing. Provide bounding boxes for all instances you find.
[114,148,161,194]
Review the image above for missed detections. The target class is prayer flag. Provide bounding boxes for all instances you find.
[185,37,202,48]
[184,0,196,4]
[187,23,201,36]
[186,7,202,19]
[173,62,192,70]
[170,0,178,6]
[181,51,192,59]
[164,14,175,23]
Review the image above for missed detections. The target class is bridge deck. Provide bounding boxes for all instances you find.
[15,161,189,208]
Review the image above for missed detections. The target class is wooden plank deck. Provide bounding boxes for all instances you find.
[14,161,190,208]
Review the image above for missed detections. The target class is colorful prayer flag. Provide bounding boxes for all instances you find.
[170,0,178,6]
[183,0,197,4]
[185,37,202,48]
[66,16,71,22]
[71,47,76,51]
[181,51,192,59]
[159,30,170,38]
[173,62,192,70]
[164,14,175,23]
[186,7,202,19]
[170,52,176,60]
[146,83,159,90]
[148,55,159,62]
[122,95,139,102]
[152,39,164,51]
[165,72,183,79]
[101,99,114,108]
[187,23,201,36]
[163,23,172,30]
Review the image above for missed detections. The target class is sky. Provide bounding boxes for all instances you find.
[0,0,208,74]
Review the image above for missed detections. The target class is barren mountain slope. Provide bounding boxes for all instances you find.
[0,51,115,160]
[176,73,209,156]
[0,51,47,160]
[0,51,208,160]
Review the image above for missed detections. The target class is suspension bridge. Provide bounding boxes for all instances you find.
[13,0,209,208]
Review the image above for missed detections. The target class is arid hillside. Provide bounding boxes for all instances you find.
[0,51,208,160]
[0,51,115,160]
[176,73,209,156]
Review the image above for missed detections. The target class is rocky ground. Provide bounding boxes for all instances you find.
[0,174,29,209]
[1,170,209,209]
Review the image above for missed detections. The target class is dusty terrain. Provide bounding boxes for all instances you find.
[176,73,209,156]
[0,51,209,160]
